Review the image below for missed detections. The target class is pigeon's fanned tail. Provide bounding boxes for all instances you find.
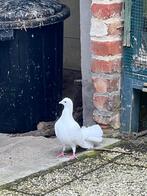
[85,136,103,143]
[81,125,103,138]
[80,124,103,148]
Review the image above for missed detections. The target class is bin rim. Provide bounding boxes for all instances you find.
[0,4,70,30]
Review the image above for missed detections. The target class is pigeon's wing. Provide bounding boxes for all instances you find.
[54,120,60,137]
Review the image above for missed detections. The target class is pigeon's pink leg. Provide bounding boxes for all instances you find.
[57,151,65,157]
[69,146,77,160]
[69,153,77,160]
[57,145,65,157]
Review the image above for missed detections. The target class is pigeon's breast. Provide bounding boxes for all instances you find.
[55,119,80,145]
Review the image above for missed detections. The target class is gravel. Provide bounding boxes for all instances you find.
[0,139,147,196]
[48,163,147,196]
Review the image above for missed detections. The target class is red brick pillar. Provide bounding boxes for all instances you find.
[90,0,123,129]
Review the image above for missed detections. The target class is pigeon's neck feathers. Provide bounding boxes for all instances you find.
[62,105,73,118]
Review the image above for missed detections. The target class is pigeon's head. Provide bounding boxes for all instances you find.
[59,97,73,108]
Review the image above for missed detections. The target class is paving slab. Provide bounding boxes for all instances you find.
[0,137,146,196]
[49,163,147,196]
[0,151,123,196]
[0,133,119,186]
[114,153,147,168]
[1,149,146,196]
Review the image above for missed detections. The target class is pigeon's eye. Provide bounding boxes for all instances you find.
[64,101,66,103]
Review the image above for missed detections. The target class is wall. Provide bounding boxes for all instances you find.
[60,0,81,70]
[90,0,124,129]
[80,0,95,126]
[60,0,124,129]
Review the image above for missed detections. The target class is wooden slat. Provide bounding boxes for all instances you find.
[143,83,147,87]
[123,0,132,47]
[142,88,147,92]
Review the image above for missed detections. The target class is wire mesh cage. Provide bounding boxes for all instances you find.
[133,0,147,67]
[121,0,147,134]
[123,0,147,74]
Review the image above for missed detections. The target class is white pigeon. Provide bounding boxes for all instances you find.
[55,97,83,159]
[55,97,103,159]
[79,125,103,149]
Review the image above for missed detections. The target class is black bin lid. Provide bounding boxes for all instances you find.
[0,0,70,29]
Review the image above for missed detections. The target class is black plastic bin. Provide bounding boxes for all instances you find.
[0,0,70,133]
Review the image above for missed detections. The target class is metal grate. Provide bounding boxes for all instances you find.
[121,0,147,134]
[139,92,147,131]
[124,0,147,73]
[133,0,147,67]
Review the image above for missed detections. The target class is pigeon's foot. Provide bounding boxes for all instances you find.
[69,154,77,160]
[56,152,65,158]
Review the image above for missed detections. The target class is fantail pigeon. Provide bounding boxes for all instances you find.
[55,97,103,159]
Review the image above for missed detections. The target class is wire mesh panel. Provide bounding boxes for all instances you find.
[133,0,147,67]
[124,0,147,75]
[121,0,147,134]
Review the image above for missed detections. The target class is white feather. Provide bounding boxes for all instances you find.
[55,97,103,156]
[79,125,103,149]
[55,97,82,156]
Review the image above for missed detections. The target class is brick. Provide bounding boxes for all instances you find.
[91,40,122,56]
[93,111,111,127]
[92,77,119,93]
[91,59,121,73]
[90,19,108,37]
[100,124,110,129]
[110,113,120,129]
[91,3,123,20]
[93,94,120,112]
[93,110,120,129]
[107,20,123,35]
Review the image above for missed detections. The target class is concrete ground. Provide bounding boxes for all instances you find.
[0,133,118,186]
[0,134,147,196]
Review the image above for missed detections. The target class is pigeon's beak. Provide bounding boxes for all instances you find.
[59,100,63,105]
